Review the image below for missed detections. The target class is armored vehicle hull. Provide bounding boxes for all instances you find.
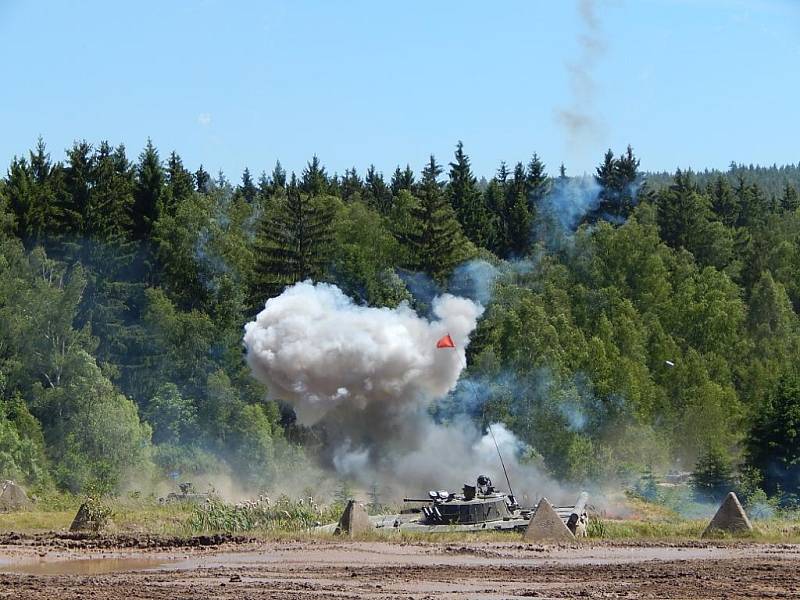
[322,476,588,536]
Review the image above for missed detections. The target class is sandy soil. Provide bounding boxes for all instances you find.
[1,534,798,599]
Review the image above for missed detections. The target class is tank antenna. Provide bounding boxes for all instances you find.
[487,422,516,505]
[455,351,517,506]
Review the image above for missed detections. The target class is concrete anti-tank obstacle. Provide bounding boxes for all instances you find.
[523,497,576,542]
[335,499,370,537]
[702,491,753,537]
[0,480,32,512]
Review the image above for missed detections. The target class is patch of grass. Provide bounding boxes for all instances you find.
[592,518,706,539]
[0,510,76,532]
[184,496,341,535]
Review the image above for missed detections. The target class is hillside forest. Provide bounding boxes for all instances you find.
[2,138,800,505]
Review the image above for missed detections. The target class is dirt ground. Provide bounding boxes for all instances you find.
[0,534,798,599]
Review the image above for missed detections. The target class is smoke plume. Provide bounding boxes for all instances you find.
[243,281,563,501]
[556,0,607,149]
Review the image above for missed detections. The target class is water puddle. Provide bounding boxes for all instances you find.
[0,557,168,576]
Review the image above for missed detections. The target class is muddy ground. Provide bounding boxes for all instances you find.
[0,534,798,599]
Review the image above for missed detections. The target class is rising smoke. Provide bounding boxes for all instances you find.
[556,0,606,151]
[243,281,563,501]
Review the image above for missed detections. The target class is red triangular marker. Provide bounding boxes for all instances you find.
[436,334,455,349]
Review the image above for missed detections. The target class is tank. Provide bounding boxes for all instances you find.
[396,475,528,531]
[320,475,588,535]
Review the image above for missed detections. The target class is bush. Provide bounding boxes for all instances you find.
[691,446,734,503]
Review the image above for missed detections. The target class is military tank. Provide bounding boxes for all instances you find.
[326,475,588,535]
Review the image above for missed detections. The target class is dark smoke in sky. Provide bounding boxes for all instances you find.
[556,0,607,152]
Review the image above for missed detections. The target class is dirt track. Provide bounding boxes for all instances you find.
[1,536,798,599]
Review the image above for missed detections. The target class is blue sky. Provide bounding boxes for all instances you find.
[1,0,798,181]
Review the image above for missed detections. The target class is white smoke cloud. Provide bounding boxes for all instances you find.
[243,281,482,425]
[243,281,567,503]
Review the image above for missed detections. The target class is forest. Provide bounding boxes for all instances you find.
[1,137,800,506]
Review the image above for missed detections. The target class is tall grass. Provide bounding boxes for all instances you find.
[185,496,342,534]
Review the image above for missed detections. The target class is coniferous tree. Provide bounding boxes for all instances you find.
[707,176,740,227]
[132,139,164,239]
[497,161,510,186]
[63,140,94,236]
[591,145,640,223]
[257,171,271,202]
[301,155,328,196]
[238,167,257,204]
[194,165,211,194]
[748,371,800,498]
[89,142,135,242]
[407,155,464,282]
[165,152,194,209]
[390,165,415,196]
[23,138,68,245]
[735,176,767,228]
[271,160,287,195]
[215,170,231,191]
[525,153,550,214]
[781,184,799,212]
[505,162,532,255]
[82,142,139,369]
[250,189,334,302]
[483,178,506,255]
[364,165,391,213]
[448,142,491,248]
[341,167,363,201]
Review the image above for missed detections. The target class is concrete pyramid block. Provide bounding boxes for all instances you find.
[335,499,370,537]
[702,492,753,537]
[524,497,575,542]
[0,480,32,512]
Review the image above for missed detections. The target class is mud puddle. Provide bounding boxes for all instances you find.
[0,556,170,576]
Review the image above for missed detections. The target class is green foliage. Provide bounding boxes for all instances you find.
[691,446,735,502]
[186,496,336,534]
[748,371,800,501]
[407,156,471,282]
[250,190,335,302]
[3,137,800,505]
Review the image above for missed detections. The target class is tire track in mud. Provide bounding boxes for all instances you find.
[1,539,799,599]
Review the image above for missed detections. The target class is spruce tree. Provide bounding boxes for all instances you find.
[341,167,363,201]
[592,145,640,223]
[64,140,94,236]
[781,184,799,212]
[483,178,506,255]
[497,161,510,186]
[407,155,464,282]
[83,142,139,369]
[271,160,287,194]
[301,155,328,196]
[238,167,257,204]
[194,165,211,194]
[505,163,531,255]
[250,189,334,303]
[735,176,767,228]
[257,171,271,202]
[525,153,550,214]
[364,165,391,213]
[132,139,164,239]
[165,151,194,209]
[27,138,68,245]
[447,141,491,248]
[707,176,740,227]
[390,165,415,196]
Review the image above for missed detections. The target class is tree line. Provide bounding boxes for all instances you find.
[1,137,800,505]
